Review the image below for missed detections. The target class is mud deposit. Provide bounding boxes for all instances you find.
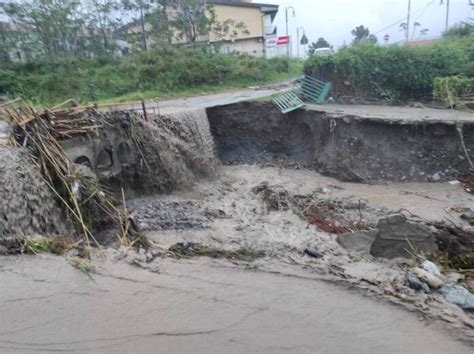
[0,146,68,239]
[2,101,474,350]
[207,102,474,182]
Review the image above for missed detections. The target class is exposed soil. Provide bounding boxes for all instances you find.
[207,102,474,183]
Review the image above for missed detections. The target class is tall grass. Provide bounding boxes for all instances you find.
[0,47,295,106]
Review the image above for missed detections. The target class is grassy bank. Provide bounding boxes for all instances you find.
[0,47,302,106]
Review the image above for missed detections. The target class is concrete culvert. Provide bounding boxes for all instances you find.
[74,156,92,168]
[117,142,134,166]
[96,148,113,171]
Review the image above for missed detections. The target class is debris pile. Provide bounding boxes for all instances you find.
[1,99,146,248]
[252,181,376,234]
[406,259,474,311]
[460,176,474,195]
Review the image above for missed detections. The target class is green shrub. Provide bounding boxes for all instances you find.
[304,37,474,101]
[0,47,289,105]
[433,76,474,108]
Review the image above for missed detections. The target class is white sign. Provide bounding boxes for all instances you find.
[266,36,278,48]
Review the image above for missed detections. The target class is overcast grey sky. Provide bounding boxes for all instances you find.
[261,0,473,49]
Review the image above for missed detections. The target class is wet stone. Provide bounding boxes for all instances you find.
[337,230,378,255]
[370,214,438,259]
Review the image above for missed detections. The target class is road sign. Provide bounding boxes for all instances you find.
[384,34,390,43]
[300,34,309,45]
[277,36,290,46]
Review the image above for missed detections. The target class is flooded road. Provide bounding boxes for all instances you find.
[0,255,471,353]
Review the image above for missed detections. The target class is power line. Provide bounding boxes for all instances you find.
[414,0,435,21]
[373,0,435,35]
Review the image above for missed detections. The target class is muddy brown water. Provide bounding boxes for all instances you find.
[0,255,472,353]
[2,100,474,352]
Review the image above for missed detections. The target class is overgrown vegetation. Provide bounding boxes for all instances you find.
[304,37,474,101]
[434,76,474,108]
[24,236,73,255]
[0,48,293,105]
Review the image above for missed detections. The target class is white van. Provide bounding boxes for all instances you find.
[314,47,334,57]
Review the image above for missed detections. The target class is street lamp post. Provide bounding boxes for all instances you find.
[406,0,411,43]
[297,27,305,59]
[285,6,295,71]
[445,0,450,32]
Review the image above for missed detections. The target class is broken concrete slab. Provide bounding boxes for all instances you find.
[337,230,378,255]
[369,214,438,259]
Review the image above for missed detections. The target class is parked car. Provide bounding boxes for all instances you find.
[313,47,334,57]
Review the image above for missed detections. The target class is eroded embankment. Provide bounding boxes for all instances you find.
[207,102,474,183]
[0,107,218,240]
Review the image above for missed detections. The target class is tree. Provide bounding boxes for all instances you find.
[308,37,332,55]
[351,25,377,45]
[443,22,474,37]
[121,0,156,51]
[0,0,86,59]
[87,0,124,56]
[169,0,248,47]
[419,28,430,38]
[411,21,420,40]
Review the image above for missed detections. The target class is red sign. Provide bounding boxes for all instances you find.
[384,34,390,43]
[277,36,290,46]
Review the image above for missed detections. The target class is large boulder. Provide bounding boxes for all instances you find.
[369,214,438,259]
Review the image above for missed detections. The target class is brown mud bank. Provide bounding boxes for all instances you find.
[0,107,217,241]
[207,102,474,183]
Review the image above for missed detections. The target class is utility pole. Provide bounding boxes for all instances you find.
[445,0,450,32]
[406,0,411,43]
[285,6,295,71]
[139,2,147,51]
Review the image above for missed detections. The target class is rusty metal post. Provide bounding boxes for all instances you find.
[141,99,148,122]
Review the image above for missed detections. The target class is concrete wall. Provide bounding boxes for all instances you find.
[220,37,265,57]
[165,3,269,56]
[209,5,264,42]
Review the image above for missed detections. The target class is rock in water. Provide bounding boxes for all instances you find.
[422,260,442,277]
[337,230,378,255]
[413,267,444,289]
[407,274,430,294]
[370,214,438,259]
[439,285,474,311]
